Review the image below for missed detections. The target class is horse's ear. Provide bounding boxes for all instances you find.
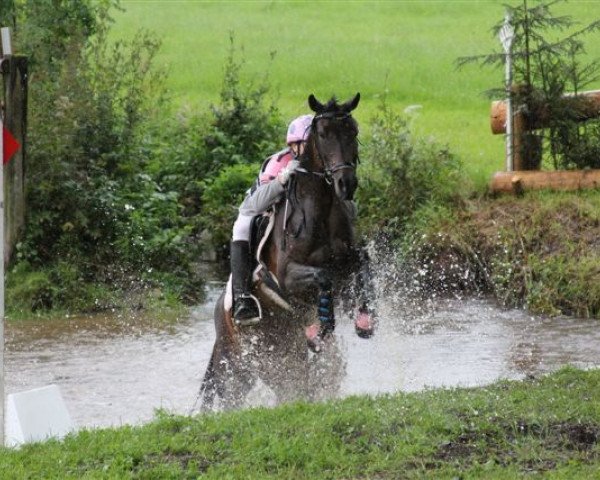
[342,93,360,112]
[308,94,325,113]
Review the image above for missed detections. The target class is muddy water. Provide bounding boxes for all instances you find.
[5,282,600,429]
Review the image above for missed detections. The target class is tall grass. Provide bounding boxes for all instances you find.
[112,1,600,188]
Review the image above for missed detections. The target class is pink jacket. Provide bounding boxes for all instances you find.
[258,148,294,185]
[238,148,293,217]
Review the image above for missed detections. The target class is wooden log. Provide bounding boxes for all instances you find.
[490,169,600,194]
[490,89,600,134]
[490,100,508,135]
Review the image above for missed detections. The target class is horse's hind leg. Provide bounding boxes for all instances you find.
[201,338,258,410]
[201,295,257,410]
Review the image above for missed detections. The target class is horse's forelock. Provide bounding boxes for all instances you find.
[323,97,340,112]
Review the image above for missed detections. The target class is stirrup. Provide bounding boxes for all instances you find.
[233,294,262,326]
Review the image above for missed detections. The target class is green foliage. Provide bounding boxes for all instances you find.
[5,5,285,313]
[149,38,283,233]
[483,193,600,317]
[200,163,258,252]
[5,1,205,312]
[7,261,119,316]
[150,37,283,253]
[3,0,109,75]
[202,35,282,176]
[357,101,463,240]
[6,262,54,313]
[23,21,167,265]
[149,110,210,221]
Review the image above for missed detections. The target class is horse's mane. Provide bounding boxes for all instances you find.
[321,96,341,112]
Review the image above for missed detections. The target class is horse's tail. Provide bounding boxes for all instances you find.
[196,347,218,411]
[196,290,230,412]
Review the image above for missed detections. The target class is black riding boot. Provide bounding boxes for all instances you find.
[231,240,261,326]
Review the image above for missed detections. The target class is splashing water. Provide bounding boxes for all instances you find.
[5,260,600,428]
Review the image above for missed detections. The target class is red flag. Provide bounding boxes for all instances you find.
[3,126,20,164]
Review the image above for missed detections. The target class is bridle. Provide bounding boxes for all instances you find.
[295,112,359,185]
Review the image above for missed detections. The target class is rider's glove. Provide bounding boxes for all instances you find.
[277,159,300,185]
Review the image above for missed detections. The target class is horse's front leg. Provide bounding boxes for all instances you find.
[283,261,335,352]
[352,246,377,338]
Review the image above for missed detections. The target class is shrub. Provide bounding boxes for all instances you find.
[203,34,282,176]
[200,163,259,253]
[23,10,166,265]
[356,101,463,241]
[151,35,284,255]
[6,2,194,312]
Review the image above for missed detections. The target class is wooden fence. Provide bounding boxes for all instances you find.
[489,90,600,193]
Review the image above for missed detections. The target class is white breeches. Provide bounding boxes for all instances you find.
[232,212,254,242]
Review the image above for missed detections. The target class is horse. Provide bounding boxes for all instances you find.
[199,93,375,410]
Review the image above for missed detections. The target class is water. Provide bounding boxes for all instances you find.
[5,281,600,429]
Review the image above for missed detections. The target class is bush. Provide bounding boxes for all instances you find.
[150,35,282,202]
[356,101,463,241]
[6,8,283,313]
[151,35,284,254]
[7,2,194,312]
[203,35,282,176]
[200,163,259,253]
[23,11,166,264]
[7,261,119,316]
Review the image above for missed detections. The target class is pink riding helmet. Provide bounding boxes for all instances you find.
[286,114,313,145]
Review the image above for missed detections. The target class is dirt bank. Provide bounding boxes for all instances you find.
[403,191,600,317]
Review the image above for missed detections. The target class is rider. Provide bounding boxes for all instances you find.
[230,114,314,325]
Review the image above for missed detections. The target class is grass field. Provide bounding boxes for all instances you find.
[1,367,599,478]
[112,1,600,188]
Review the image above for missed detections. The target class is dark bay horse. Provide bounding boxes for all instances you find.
[199,93,375,409]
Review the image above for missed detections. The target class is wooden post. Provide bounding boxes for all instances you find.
[512,110,525,172]
[0,25,8,449]
[2,55,27,266]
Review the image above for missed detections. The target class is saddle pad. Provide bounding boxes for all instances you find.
[223,274,233,313]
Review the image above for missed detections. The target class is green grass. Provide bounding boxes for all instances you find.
[1,367,599,478]
[112,0,600,189]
